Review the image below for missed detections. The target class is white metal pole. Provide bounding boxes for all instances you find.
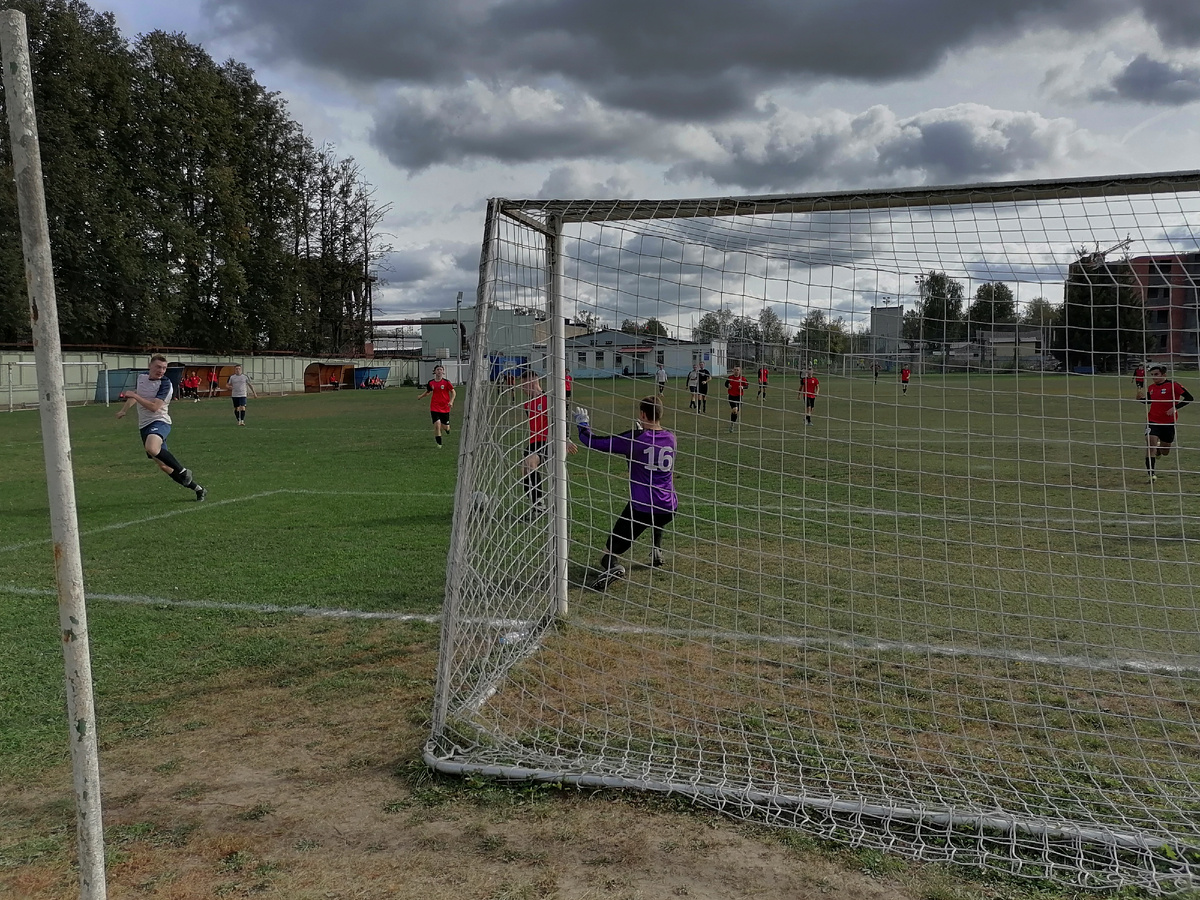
[0,12,107,899]
[6,361,11,412]
[101,361,108,407]
[546,215,569,618]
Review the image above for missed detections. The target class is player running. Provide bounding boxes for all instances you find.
[574,396,678,590]
[417,364,456,448]
[116,354,207,501]
[1138,364,1193,483]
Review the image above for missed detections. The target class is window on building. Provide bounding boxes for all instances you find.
[578,352,587,366]
[595,351,605,367]
[657,351,665,364]
[615,354,623,365]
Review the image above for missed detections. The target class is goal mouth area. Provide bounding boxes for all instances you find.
[435,170,1200,892]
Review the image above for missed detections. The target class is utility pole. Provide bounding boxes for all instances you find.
[1,10,107,899]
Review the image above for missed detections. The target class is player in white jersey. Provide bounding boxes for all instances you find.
[226,364,257,426]
[116,354,207,501]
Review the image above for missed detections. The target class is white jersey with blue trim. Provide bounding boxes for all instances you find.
[135,374,173,428]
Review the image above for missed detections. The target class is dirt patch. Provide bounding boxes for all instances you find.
[1,659,937,900]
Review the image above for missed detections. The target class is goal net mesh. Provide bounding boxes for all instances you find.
[427,175,1200,890]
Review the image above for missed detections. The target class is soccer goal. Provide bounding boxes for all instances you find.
[427,173,1200,890]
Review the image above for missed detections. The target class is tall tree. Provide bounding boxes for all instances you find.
[1058,255,1144,371]
[966,282,1017,335]
[914,271,966,346]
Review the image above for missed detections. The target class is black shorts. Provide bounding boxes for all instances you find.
[698,384,709,395]
[232,396,247,408]
[1147,424,1176,444]
[805,397,816,409]
[728,397,742,410]
[608,503,675,555]
[527,440,547,460]
[689,385,698,393]
[431,411,451,425]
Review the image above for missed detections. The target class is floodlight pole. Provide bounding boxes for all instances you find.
[1,11,107,900]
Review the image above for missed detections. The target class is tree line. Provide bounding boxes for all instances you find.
[682,256,1144,371]
[0,0,390,354]
[903,262,1144,369]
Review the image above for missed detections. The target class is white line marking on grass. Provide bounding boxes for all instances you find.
[1,584,440,623]
[0,490,289,555]
[0,488,456,556]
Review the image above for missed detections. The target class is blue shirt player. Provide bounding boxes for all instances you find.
[116,354,207,501]
[574,395,678,590]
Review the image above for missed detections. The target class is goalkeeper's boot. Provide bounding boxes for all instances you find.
[590,564,626,591]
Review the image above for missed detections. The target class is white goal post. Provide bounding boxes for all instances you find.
[427,172,1200,891]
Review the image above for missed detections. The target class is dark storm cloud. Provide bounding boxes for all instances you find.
[204,0,1179,122]
[1091,53,1200,105]
[1141,0,1200,48]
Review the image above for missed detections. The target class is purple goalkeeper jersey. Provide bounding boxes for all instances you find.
[578,425,679,514]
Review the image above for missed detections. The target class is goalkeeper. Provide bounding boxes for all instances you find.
[574,396,678,590]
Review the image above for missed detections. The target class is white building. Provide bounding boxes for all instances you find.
[565,330,727,378]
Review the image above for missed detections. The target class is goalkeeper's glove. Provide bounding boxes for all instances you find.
[573,407,590,429]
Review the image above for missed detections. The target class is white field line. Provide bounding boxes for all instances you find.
[6,582,1194,677]
[0,488,455,555]
[2,584,441,624]
[0,490,289,555]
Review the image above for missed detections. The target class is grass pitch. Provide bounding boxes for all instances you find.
[3,374,1199,896]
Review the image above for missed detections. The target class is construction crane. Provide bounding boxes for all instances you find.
[1081,236,1133,266]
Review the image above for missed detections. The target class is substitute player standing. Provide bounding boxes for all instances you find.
[116,354,207,501]
[686,363,700,409]
[697,363,711,413]
[725,365,748,431]
[757,365,769,400]
[900,365,911,395]
[1133,363,1146,394]
[417,364,456,448]
[1138,364,1193,482]
[574,396,678,590]
[800,367,820,425]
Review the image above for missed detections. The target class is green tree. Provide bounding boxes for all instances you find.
[966,282,1017,335]
[694,307,734,342]
[915,272,966,346]
[1019,296,1061,327]
[1058,256,1144,371]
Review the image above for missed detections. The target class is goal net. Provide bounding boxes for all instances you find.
[427,173,1200,890]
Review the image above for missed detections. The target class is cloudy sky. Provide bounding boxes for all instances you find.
[90,0,1200,323]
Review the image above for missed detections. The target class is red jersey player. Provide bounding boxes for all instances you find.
[417,364,456,448]
[725,366,749,431]
[900,366,911,394]
[520,371,575,515]
[757,365,769,400]
[1133,364,1146,392]
[1139,364,1193,482]
[800,368,820,425]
